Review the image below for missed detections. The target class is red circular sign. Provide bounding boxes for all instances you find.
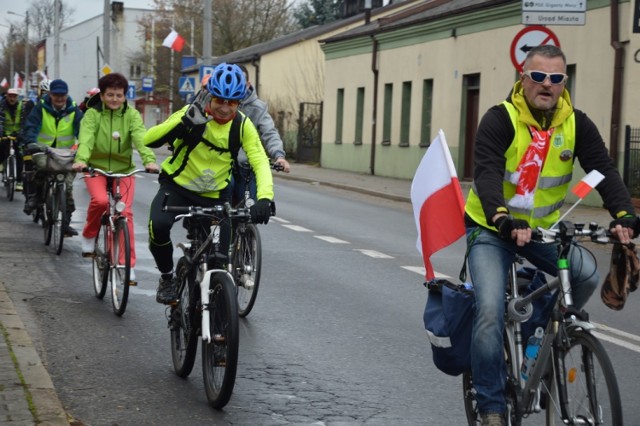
[510,26,561,73]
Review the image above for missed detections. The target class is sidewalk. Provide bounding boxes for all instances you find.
[0,162,614,425]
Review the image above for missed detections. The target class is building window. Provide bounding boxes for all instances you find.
[354,87,365,145]
[420,79,433,147]
[566,63,576,101]
[382,83,393,146]
[400,81,412,147]
[335,88,344,144]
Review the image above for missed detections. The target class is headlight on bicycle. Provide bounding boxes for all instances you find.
[115,200,126,213]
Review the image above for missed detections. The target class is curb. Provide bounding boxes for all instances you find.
[0,281,69,425]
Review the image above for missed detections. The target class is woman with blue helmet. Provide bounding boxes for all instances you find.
[144,62,274,305]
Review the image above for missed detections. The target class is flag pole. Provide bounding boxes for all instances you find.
[550,198,584,229]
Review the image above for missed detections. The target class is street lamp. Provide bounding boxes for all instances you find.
[7,10,29,94]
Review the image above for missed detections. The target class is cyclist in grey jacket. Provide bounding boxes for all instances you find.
[231,65,290,204]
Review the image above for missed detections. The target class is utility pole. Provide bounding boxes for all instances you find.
[103,0,110,64]
[203,0,212,64]
[54,0,60,77]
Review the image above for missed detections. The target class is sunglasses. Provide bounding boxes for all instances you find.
[523,70,567,85]
[211,97,239,107]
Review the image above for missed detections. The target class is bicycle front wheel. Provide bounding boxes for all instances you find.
[6,156,16,201]
[43,183,54,245]
[234,224,262,317]
[202,273,239,409]
[52,184,66,255]
[545,329,622,426]
[92,220,109,299]
[170,257,198,377]
[110,218,130,316]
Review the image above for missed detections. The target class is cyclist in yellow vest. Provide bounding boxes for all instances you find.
[464,45,639,426]
[0,88,34,191]
[22,79,83,236]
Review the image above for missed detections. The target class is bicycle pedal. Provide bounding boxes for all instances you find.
[82,252,96,258]
[128,280,138,286]
[213,334,226,344]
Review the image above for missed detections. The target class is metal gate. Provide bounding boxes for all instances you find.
[296,102,323,164]
[623,125,640,198]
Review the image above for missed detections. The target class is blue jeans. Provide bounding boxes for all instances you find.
[466,226,599,415]
[231,165,256,206]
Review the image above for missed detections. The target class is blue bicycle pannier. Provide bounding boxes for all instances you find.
[423,279,475,376]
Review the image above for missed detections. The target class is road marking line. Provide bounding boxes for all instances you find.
[282,224,313,232]
[271,216,290,224]
[354,249,393,259]
[315,236,349,244]
[592,322,640,343]
[402,266,453,280]
[592,331,640,353]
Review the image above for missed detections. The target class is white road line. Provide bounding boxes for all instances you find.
[402,266,453,280]
[354,249,393,259]
[592,331,640,353]
[315,236,349,244]
[270,216,290,224]
[592,322,640,343]
[282,224,313,232]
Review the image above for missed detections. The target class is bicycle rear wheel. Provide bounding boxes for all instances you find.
[5,156,16,201]
[202,273,239,409]
[52,184,66,255]
[233,224,261,317]
[92,221,109,299]
[110,218,130,316]
[170,257,199,377]
[545,329,622,425]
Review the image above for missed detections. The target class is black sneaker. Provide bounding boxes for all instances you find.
[64,225,79,237]
[156,275,178,304]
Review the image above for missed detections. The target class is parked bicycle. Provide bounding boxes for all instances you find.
[463,220,623,425]
[163,197,245,409]
[1,135,18,201]
[230,162,281,317]
[85,167,149,316]
[31,147,75,255]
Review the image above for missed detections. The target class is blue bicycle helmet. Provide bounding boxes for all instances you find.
[206,63,246,100]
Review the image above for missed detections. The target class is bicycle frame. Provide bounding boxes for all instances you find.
[503,221,611,421]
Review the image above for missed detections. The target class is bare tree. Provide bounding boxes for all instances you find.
[28,0,75,42]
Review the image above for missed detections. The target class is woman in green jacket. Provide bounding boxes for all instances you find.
[72,73,159,282]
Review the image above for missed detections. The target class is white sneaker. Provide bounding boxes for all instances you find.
[81,236,94,256]
[129,268,136,282]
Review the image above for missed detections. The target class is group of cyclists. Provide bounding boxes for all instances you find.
[0,62,289,306]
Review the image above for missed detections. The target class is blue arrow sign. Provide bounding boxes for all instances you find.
[126,84,136,100]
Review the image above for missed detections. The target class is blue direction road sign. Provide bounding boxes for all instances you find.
[198,65,216,87]
[178,77,196,96]
[126,83,136,100]
[141,77,154,92]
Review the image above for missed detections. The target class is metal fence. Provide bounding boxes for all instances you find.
[624,125,640,198]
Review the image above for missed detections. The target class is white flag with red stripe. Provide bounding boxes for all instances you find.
[571,170,604,199]
[162,29,185,52]
[411,130,466,280]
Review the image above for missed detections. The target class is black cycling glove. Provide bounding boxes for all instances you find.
[494,215,530,241]
[609,215,640,237]
[250,199,273,224]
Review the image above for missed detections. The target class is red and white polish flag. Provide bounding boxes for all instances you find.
[411,130,466,280]
[571,170,605,199]
[162,29,185,52]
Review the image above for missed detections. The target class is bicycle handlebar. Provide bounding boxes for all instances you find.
[531,220,613,245]
[161,193,252,222]
[82,167,158,178]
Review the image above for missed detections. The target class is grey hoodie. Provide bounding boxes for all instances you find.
[237,85,285,166]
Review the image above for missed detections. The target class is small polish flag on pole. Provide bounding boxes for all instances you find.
[551,170,605,229]
[162,29,185,52]
[0,78,8,89]
[411,130,466,280]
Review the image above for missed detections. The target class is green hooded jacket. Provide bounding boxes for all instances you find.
[76,100,156,173]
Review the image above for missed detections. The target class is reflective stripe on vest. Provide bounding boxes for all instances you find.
[37,110,76,148]
[465,102,576,229]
